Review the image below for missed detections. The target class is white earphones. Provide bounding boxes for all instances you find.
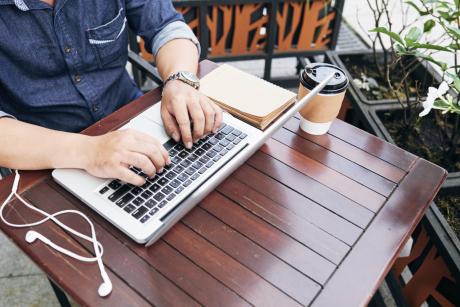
[0,170,112,297]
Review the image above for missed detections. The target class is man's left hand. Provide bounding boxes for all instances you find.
[161,80,222,149]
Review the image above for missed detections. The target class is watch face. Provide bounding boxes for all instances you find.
[180,71,200,83]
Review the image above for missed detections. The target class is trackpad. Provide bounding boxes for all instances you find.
[122,116,170,144]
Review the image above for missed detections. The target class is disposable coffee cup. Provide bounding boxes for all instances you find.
[298,63,348,135]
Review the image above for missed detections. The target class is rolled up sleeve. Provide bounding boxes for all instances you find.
[126,0,200,58]
[0,110,15,120]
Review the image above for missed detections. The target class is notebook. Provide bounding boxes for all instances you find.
[199,64,297,130]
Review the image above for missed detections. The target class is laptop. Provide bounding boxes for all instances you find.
[52,73,333,246]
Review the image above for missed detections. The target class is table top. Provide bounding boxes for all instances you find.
[0,60,447,307]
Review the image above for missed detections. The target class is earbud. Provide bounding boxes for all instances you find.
[25,230,40,243]
[2,170,112,298]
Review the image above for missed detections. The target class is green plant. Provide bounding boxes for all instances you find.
[372,0,460,159]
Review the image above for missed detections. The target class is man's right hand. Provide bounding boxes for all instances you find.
[83,129,171,186]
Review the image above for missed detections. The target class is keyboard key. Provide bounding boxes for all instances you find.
[206,161,214,168]
[99,186,109,195]
[221,125,234,135]
[199,168,207,174]
[141,190,153,199]
[239,133,247,139]
[147,176,158,183]
[213,145,223,152]
[202,143,212,151]
[162,186,174,195]
[209,138,218,145]
[192,161,203,169]
[169,149,178,157]
[232,129,242,136]
[219,139,230,147]
[185,167,195,176]
[123,204,136,213]
[218,123,227,131]
[138,171,149,178]
[206,150,217,158]
[132,197,145,206]
[170,179,181,188]
[226,134,236,142]
[227,143,235,150]
[108,184,131,202]
[213,155,221,162]
[166,193,176,201]
[183,180,192,187]
[188,153,199,162]
[177,173,188,182]
[141,181,151,189]
[215,133,225,140]
[194,148,206,156]
[175,186,184,194]
[140,214,151,223]
[132,206,148,219]
[131,187,143,195]
[233,138,242,145]
[165,172,176,180]
[153,192,166,202]
[149,207,159,215]
[131,166,141,173]
[158,200,168,208]
[220,149,229,156]
[145,199,157,208]
[108,180,121,190]
[163,139,177,151]
[191,173,199,181]
[172,165,184,173]
[180,159,191,168]
[199,156,210,164]
[171,156,181,164]
[149,183,161,193]
[178,151,188,159]
[174,144,185,151]
[115,193,134,207]
[158,178,169,186]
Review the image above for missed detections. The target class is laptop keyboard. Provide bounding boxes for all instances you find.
[98,123,247,224]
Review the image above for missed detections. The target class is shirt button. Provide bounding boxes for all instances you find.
[74,75,81,83]
[92,105,100,112]
[64,46,72,53]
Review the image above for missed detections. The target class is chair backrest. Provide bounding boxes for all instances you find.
[132,0,344,80]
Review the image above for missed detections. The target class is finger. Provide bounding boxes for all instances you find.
[210,101,223,133]
[122,152,156,177]
[172,100,193,149]
[130,131,171,165]
[115,166,145,186]
[187,99,205,142]
[123,137,166,171]
[199,97,216,136]
[161,106,181,142]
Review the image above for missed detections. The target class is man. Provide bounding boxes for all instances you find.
[0,0,222,186]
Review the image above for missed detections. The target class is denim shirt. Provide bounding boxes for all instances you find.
[0,0,199,132]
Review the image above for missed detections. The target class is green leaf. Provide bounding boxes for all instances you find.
[412,43,452,52]
[423,19,436,32]
[454,77,460,92]
[405,27,422,46]
[415,52,448,70]
[370,27,404,46]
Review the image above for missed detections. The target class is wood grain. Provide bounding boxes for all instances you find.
[247,151,374,227]
[272,127,396,196]
[312,159,447,307]
[283,117,406,183]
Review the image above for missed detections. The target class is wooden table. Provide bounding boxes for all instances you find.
[0,60,447,306]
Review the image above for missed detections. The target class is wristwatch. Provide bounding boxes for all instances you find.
[163,71,200,90]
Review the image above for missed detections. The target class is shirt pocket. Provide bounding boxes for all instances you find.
[86,8,128,68]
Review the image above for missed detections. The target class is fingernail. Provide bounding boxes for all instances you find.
[186,142,192,149]
[166,157,172,165]
[172,132,179,142]
[212,128,218,134]
[158,168,164,173]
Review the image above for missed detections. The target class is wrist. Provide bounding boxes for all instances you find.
[69,134,94,171]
